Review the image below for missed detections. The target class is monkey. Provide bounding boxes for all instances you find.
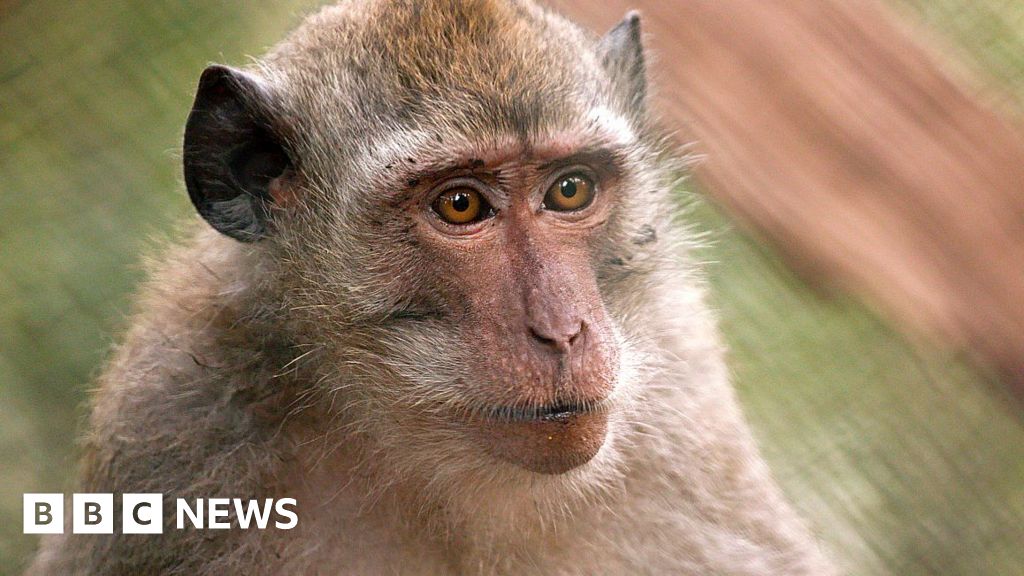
[27,0,835,574]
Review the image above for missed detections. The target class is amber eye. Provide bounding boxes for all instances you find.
[432,188,488,225]
[544,173,595,212]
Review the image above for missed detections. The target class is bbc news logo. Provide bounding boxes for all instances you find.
[24,494,298,534]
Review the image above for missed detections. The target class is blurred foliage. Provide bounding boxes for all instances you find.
[894,0,1024,115]
[0,1,1022,574]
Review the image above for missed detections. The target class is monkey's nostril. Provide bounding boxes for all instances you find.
[528,320,585,352]
[529,326,558,348]
[569,321,585,346]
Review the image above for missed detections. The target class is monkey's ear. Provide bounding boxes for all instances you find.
[597,11,647,116]
[183,65,292,242]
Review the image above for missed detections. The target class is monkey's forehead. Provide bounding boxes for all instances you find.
[259,0,615,143]
[363,107,638,171]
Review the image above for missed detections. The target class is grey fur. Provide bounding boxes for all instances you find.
[28,1,835,574]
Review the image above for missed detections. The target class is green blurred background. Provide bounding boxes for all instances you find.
[1,1,1023,574]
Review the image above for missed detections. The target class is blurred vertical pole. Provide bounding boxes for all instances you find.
[550,0,1024,401]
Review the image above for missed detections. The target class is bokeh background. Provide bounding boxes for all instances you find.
[1,1,1023,574]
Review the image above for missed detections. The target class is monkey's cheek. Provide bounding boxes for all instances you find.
[475,412,609,475]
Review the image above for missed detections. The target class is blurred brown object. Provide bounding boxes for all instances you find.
[551,0,1024,400]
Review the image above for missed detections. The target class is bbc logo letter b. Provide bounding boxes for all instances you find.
[73,493,114,534]
[24,494,64,534]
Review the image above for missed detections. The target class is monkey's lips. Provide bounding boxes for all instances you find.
[472,401,610,475]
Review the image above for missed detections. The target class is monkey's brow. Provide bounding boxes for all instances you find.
[534,146,629,174]
[407,142,632,180]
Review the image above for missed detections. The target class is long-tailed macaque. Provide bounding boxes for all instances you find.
[29,1,834,574]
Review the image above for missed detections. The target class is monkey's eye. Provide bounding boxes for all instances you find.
[544,173,595,212]
[432,188,489,225]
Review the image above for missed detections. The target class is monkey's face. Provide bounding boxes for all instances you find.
[289,115,662,484]
[183,1,662,481]
[388,142,628,475]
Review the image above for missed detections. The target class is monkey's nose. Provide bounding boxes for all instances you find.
[528,319,585,353]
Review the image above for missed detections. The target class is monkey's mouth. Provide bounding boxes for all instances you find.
[484,399,608,423]
[471,398,611,475]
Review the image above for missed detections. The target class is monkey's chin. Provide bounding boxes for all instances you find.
[474,410,609,475]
